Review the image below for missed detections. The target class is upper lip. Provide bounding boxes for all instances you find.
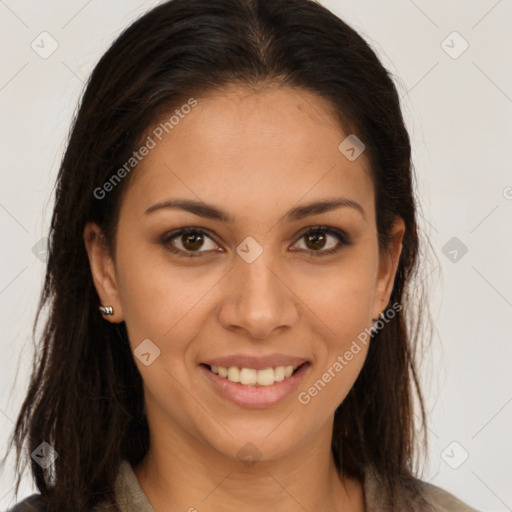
[202,353,309,370]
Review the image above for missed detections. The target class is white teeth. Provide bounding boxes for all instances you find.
[227,366,240,383]
[240,368,257,385]
[274,366,285,382]
[209,364,303,386]
[256,368,274,386]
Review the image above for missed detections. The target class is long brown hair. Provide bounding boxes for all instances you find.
[3,0,430,509]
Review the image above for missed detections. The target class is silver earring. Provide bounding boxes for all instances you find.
[99,305,114,316]
[371,310,385,322]
[370,311,385,333]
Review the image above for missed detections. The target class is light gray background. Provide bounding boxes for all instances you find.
[1,1,511,510]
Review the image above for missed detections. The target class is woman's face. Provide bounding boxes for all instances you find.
[85,84,404,464]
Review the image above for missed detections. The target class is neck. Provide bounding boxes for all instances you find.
[132,419,364,512]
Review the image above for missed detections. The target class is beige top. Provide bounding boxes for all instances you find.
[7,459,480,511]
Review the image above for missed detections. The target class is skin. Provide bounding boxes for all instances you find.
[84,84,404,511]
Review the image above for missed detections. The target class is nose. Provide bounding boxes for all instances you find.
[217,248,300,340]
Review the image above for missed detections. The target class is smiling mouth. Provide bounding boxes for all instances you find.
[201,362,309,387]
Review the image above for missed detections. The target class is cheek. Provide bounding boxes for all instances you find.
[298,341,369,421]
[294,253,377,342]
[292,252,376,409]
[114,236,193,343]
[297,271,373,416]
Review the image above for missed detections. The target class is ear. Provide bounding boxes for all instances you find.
[372,216,405,319]
[83,222,124,323]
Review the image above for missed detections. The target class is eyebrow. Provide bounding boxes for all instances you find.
[144,197,366,223]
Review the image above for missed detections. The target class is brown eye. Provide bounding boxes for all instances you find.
[292,226,351,255]
[304,231,327,250]
[161,227,220,257]
[181,232,205,251]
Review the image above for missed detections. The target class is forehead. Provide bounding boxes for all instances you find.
[121,84,374,223]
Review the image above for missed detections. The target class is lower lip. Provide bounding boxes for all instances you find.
[199,363,310,408]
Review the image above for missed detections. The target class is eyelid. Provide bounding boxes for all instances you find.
[160,226,221,257]
[290,225,351,253]
[160,225,352,257]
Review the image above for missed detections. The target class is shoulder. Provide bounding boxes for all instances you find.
[420,480,480,512]
[4,494,45,512]
[363,468,479,511]
[4,493,120,512]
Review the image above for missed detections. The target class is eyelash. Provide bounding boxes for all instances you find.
[160,225,352,258]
